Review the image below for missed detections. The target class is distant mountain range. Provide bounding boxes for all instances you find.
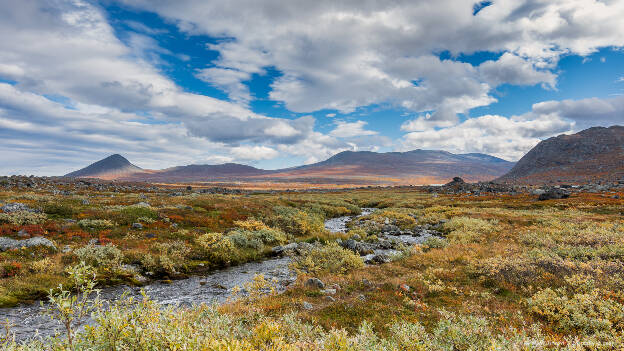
[498,125,624,184]
[65,149,515,185]
[65,125,624,186]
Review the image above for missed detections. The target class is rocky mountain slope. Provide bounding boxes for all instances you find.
[65,154,143,180]
[498,126,624,184]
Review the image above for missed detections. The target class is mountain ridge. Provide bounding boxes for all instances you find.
[65,150,515,185]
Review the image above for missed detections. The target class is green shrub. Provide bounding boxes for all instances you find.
[421,237,448,251]
[291,242,364,275]
[141,241,190,275]
[113,206,158,225]
[227,227,287,251]
[74,244,124,271]
[266,206,324,237]
[195,232,238,265]
[43,203,76,218]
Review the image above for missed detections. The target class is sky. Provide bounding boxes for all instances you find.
[0,0,623,175]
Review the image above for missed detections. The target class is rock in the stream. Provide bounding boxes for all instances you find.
[305,278,325,289]
[340,239,374,255]
[0,236,56,252]
[132,222,143,229]
[302,301,314,310]
[271,242,298,255]
[366,253,392,264]
[381,224,400,234]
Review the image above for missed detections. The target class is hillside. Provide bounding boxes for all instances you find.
[498,126,624,184]
[65,154,143,180]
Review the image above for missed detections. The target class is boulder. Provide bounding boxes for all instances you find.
[271,242,298,255]
[340,239,374,255]
[0,236,56,252]
[305,278,325,289]
[538,189,570,201]
[365,253,392,264]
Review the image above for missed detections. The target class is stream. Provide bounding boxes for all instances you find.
[0,207,431,342]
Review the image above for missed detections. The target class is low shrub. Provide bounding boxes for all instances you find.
[527,283,624,335]
[74,244,124,271]
[114,206,158,225]
[141,241,191,275]
[265,206,324,237]
[3,300,559,351]
[43,203,76,218]
[421,237,448,251]
[0,262,23,278]
[77,219,114,230]
[291,242,364,275]
[443,217,498,244]
[227,227,287,251]
[195,232,237,265]
[233,219,270,231]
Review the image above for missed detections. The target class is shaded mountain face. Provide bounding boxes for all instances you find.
[65,154,143,180]
[498,126,624,184]
[65,150,515,185]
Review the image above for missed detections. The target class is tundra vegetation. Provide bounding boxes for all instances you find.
[0,184,623,349]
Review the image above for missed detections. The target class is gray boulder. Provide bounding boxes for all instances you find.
[340,239,374,255]
[365,253,392,264]
[271,242,298,255]
[538,189,570,201]
[0,236,56,252]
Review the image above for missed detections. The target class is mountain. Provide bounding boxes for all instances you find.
[65,154,143,180]
[65,150,515,185]
[265,150,514,184]
[498,126,624,184]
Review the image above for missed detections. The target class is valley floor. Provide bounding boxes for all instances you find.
[0,182,623,349]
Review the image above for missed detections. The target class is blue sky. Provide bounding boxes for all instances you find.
[0,0,623,174]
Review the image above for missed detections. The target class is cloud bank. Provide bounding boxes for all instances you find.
[0,0,623,174]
